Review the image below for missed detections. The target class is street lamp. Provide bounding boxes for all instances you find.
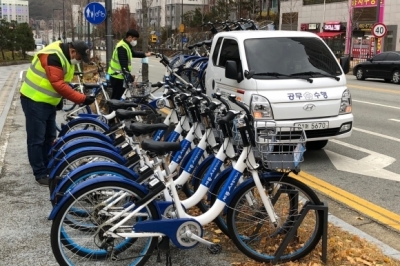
[53,8,62,42]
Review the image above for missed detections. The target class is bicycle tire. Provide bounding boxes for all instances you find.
[227,176,323,263]
[50,149,126,181]
[58,117,109,137]
[51,162,138,205]
[51,180,160,265]
[178,68,201,88]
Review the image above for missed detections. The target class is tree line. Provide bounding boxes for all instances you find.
[0,20,35,60]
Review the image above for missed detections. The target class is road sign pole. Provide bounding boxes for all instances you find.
[87,0,90,49]
[373,0,381,55]
[105,0,113,70]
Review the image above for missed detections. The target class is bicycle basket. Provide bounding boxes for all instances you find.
[254,121,307,171]
[170,54,186,69]
[130,83,151,97]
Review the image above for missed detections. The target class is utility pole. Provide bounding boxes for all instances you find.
[181,0,183,50]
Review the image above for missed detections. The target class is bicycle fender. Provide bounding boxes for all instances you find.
[50,161,139,201]
[190,154,215,186]
[47,139,119,169]
[207,166,233,201]
[48,175,155,220]
[51,130,113,156]
[58,117,109,137]
[222,171,287,215]
[49,147,126,179]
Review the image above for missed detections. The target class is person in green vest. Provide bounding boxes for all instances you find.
[107,29,153,100]
[20,40,96,186]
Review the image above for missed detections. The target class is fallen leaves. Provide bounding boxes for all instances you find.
[223,224,400,266]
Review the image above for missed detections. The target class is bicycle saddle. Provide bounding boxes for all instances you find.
[107,99,138,110]
[195,42,203,47]
[83,83,99,89]
[187,44,194,50]
[203,40,212,46]
[141,139,181,155]
[129,123,169,136]
[116,109,148,120]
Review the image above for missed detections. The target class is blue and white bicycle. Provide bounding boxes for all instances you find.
[49,92,323,265]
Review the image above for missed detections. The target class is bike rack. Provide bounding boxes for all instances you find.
[272,201,328,265]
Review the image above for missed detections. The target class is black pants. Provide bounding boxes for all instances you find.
[110,76,125,100]
[21,95,56,179]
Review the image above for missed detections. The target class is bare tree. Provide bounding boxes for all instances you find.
[280,0,300,31]
[343,2,364,57]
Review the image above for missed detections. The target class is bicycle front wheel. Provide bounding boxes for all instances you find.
[227,176,323,263]
[51,181,160,265]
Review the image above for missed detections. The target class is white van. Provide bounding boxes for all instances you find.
[205,30,353,150]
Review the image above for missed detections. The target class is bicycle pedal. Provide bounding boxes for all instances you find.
[207,244,222,254]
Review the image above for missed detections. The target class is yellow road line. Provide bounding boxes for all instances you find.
[290,171,400,231]
[348,84,400,95]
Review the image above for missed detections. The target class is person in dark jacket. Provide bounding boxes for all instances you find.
[107,29,153,100]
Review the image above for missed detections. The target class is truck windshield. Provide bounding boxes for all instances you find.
[244,37,342,79]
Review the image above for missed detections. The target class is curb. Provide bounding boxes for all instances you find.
[329,214,400,260]
[0,60,31,66]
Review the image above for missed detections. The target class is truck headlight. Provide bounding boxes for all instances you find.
[339,89,352,114]
[250,94,273,119]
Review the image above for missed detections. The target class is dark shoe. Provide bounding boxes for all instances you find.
[36,175,49,187]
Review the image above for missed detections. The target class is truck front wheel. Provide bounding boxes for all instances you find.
[306,140,328,150]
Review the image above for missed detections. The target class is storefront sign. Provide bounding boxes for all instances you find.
[324,24,341,31]
[300,23,320,31]
[352,0,384,7]
[357,23,374,31]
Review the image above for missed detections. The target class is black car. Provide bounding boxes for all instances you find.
[353,51,400,84]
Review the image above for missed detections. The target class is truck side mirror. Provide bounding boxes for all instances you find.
[339,56,350,74]
[225,60,243,83]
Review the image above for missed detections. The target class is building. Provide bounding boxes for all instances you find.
[279,0,398,56]
[135,0,208,30]
[0,0,29,23]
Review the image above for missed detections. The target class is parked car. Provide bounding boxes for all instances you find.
[353,51,400,84]
[35,44,45,50]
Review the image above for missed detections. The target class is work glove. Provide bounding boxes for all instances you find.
[83,96,96,106]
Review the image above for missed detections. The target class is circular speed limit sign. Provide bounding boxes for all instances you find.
[372,23,388,38]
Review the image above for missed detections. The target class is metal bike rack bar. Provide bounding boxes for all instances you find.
[272,202,328,265]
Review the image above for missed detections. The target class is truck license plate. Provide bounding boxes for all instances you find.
[294,122,329,130]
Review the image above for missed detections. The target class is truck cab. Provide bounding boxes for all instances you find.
[205,30,353,150]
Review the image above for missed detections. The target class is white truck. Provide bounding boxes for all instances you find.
[205,30,353,150]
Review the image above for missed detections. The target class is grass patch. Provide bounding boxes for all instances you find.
[0,50,33,62]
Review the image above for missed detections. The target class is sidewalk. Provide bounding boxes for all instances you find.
[0,66,399,265]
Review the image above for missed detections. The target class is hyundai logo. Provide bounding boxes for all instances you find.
[303,104,316,111]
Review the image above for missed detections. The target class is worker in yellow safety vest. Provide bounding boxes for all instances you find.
[20,40,96,186]
[107,29,153,100]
